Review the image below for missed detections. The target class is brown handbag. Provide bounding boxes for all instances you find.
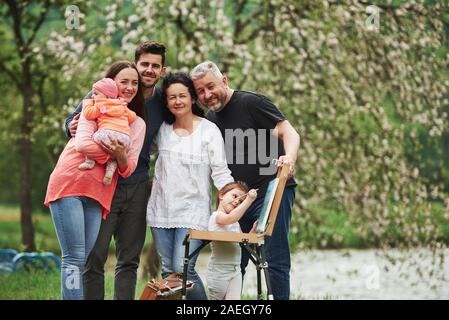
[140,273,193,300]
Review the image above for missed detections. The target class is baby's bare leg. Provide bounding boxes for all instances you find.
[103,159,117,185]
[79,157,95,170]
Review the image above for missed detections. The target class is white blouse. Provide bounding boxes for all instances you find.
[208,212,241,265]
[147,119,234,230]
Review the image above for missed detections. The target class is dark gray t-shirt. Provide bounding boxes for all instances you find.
[206,90,296,197]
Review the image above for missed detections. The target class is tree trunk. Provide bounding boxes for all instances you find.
[19,61,35,252]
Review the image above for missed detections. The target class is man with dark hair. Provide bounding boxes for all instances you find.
[134,40,166,68]
[65,40,166,300]
[191,61,300,300]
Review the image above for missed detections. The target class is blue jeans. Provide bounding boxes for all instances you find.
[239,186,296,300]
[50,196,102,300]
[150,227,207,300]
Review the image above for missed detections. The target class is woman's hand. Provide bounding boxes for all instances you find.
[69,113,80,137]
[100,137,128,170]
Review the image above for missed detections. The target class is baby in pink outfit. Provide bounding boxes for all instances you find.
[79,78,136,184]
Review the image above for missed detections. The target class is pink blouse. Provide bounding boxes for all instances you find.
[44,111,146,218]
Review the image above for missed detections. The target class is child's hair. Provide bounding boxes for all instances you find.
[216,181,249,209]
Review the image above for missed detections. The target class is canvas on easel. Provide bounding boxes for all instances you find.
[256,177,280,233]
[263,164,290,236]
[186,164,289,243]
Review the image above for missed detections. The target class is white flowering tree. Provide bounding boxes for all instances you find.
[0,0,81,251]
[1,0,448,270]
[0,0,106,251]
[83,0,449,250]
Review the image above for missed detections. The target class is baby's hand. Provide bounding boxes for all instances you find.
[248,189,257,200]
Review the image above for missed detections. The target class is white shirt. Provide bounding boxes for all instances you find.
[208,212,242,265]
[147,119,234,230]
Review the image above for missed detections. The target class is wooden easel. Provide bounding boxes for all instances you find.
[181,164,289,300]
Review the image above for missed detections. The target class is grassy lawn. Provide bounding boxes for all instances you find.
[0,205,60,254]
[0,268,311,300]
[0,269,149,300]
[1,203,448,299]
[0,204,154,300]
[0,204,354,300]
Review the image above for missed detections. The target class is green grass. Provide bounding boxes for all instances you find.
[0,204,154,300]
[0,205,60,253]
[0,269,149,300]
[2,270,327,300]
[1,203,448,299]
[0,270,61,300]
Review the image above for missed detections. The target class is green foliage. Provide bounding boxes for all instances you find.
[0,205,157,256]
[291,201,449,250]
[0,206,60,253]
[0,0,448,252]
[291,203,368,250]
